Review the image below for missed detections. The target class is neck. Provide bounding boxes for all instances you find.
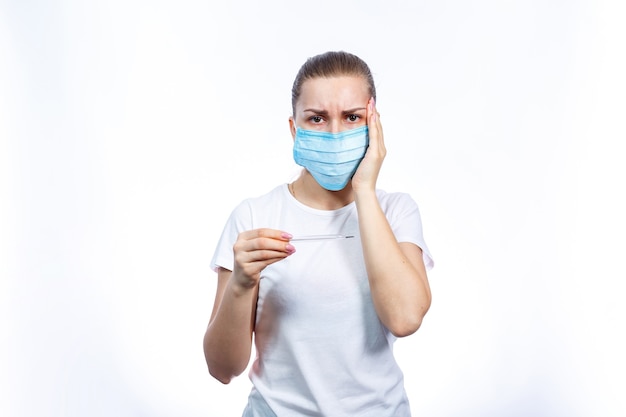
[290,170,354,210]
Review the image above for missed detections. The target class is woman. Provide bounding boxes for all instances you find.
[204,51,434,417]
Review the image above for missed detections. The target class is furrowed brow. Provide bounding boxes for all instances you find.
[303,108,329,116]
[342,107,367,114]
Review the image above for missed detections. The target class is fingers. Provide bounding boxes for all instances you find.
[238,228,292,243]
[352,98,386,192]
[367,97,385,152]
[232,228,295,287]
[235,229,295,259]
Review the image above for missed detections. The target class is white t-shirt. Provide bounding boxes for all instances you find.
[210,184,434,417]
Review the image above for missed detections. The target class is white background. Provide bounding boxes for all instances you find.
[2,1,625,416]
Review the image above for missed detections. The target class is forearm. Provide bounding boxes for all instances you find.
[355,190,431,337]
[204,230,294,383]
[203,278,256,384]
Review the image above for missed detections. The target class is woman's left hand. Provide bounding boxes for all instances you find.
[351,97,385,192]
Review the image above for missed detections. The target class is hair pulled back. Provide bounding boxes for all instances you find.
[291,51,376,115]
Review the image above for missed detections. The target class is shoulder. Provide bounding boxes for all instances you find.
[241,184,286,206]
[230,184,288,216]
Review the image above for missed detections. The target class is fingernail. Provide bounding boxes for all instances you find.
[281,232,293,239]
[286,244,296,253]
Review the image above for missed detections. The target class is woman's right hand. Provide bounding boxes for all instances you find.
[205,228,293,383]
[231,228,295,290]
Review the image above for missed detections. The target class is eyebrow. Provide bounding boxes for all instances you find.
[303,108,329,116]
[302,107,367,114]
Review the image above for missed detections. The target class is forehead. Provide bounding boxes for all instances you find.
[296,76,370,110]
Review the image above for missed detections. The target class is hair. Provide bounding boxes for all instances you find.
[291,51,376,115]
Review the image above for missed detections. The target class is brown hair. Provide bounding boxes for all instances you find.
[291,51,376,115]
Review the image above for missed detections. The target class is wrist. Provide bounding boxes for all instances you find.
[229,274,258,297]
[353,187,377,201]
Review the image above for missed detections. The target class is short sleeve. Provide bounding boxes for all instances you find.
[383,192,434,271]
[209,201,253,273]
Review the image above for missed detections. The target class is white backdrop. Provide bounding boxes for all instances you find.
[2,1,625,416]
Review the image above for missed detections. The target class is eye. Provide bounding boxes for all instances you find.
[309,115,324,124]
[346,114,360,122]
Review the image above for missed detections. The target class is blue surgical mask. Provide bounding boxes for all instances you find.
[293,125,369,191]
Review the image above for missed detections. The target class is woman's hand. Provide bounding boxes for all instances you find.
[231,228,295,291]
[352,97,385,192]
[205,228,293,383]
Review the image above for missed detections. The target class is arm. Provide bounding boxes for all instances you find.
[203,229,295,383]
[203,267,258,384]
[351,98,432,337]
[355,192,431,337]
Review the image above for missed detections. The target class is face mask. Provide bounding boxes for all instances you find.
[293,125,369,191]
